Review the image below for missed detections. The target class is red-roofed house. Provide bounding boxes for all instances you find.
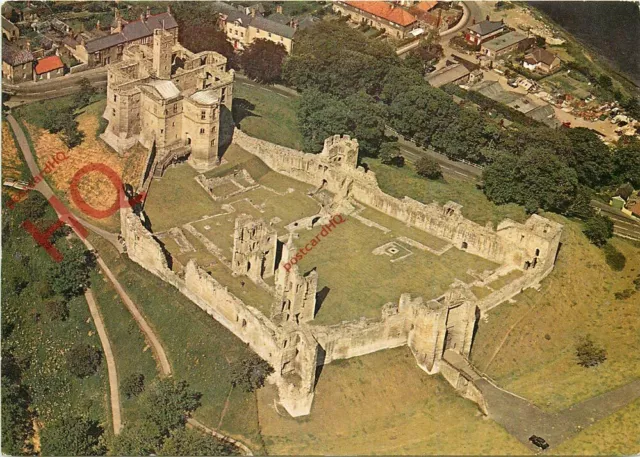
[333,1,418,38]
[34,55,64,81]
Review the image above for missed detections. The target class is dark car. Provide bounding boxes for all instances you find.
[529,435,550,450]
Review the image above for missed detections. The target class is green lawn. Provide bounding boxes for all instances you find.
[365,159,527,226]
[233,81,303,150]
[89,235,264,451]
[297,210,497,325]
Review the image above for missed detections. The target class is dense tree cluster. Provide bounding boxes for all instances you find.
[240,39,288,84]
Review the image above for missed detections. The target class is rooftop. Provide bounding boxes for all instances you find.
[147,79,181,100]
[2,15,18,32]
[526,47,559,66]
[344,1,418,27]
[34,55,63,74]
[482,31,528,52]
[468,19,505,36]
[249,15,295,39]
[190,89,220,105]
[426,64,470,88]
[2,43,34,65]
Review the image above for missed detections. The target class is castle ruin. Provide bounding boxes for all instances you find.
[101,28,234,174]
[120,126,563,418]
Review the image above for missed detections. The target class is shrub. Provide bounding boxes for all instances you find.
[603,243,626,271]
[583,214,614,247]
[575,335,607,368]
[616,183,634,200]
[379,142,405,167]
[121,373,145,399]
[614,289,636,300]
[231,355,274,393]
[66,344,102,378]
[44,299,69,322]
[415,156,442,179]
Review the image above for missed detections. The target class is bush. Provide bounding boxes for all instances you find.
[603,243,626,271]
[44,299,69,322]
[415,156,442,179]
[614,289,636,300]
[575,335,607,368]
[583,214,614,247]
[231,355,274,393]
[616,182,634,200]
[379,142,405,167]
[66,344,102,378]
[121,373,145,399]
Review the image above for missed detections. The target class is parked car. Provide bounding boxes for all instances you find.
[529,435,550,450]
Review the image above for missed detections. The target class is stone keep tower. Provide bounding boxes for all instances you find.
[231,215,277,281]
[152,29,173,79]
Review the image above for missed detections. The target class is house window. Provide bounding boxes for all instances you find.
[173,104,177,113]
[112,108,116,116]
[200,110,206,120]
[160,129,164,133]
[211,139,215,146]
[200,128,205,134]
[113,95,117,102]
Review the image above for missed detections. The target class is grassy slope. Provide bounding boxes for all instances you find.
[89,235,264,452]
[233,82,303,150]
[258,346,529,455]
[366,158,528,226]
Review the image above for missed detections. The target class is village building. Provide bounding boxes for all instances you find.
[333,1,418,38]
[211,2,295,53]
[2,16,19,41]
[523,47,561,74]
[69,8,178,68]
[2,43,34,82]
[101,28,234,173]
[465,18,506,45]
[480,31,532,60]
[427,63,471,88]
[33,54,64,81]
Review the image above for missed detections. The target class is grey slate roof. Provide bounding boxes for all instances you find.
[468,20,505,37]
[250,15,295,39]
[267,12,291,26]
[426,64,470,88]
[85,12,178,54]
[481,31,528,52]
[526,47,559,66]
[2,16,18,32]
[2,43,34,65]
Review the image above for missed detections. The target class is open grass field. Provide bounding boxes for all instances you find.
[89,235,264,451]
[366,159,528,226]
[257,346,529,455]
[2,120,26,181]
[233,81,303,150]
[470,215,640,453]
[297,212,497,325]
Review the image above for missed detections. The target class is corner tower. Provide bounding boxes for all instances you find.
[153,29,173,79]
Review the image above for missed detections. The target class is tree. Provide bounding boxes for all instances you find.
[72,77,96,108]
[121,372,145,399]
[158,428,236,456]
[40,416,103,456]
[616,182,634,200]
[44,299,69,321]
[66,343,102,378]
[111,421,162,456]
[140,379,201,437]
[47,241,94,299]
[415,156,443,179]
[1,377,33,455]
[379,142,405,167]
[231,355,274,393]
[613,137,640,188]
[345,91,386,157]
[483,148,579,214]
[564,128,613,187]
[240,39,288,84]
[565,185,594,219]
[583,214,614,247]
[597,74,613,90]
[575,335,607,368]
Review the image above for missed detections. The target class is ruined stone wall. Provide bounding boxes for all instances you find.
[232,130,562,273]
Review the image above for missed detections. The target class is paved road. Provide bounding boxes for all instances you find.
[85,289,122,435]
[444,350,640,452]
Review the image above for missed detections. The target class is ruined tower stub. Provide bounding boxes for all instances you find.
[231,215,277,281]
[319,134,359,169]
[273,235,318,325]
[152,29,173,79]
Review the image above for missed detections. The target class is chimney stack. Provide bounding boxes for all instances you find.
[140,13,144,22]
[276,4,283,14]
[96,20,100,30]
[146,6,151,19]
[25,40,31,51]
[167,5,171,14]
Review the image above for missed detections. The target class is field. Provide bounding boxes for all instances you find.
[89,235,264,451]
[2,120,27,181]
[232,81,303,150]
[257,346,529,455]
[471,217,640,454]
[365,159,528,226]
[14,96,148,231]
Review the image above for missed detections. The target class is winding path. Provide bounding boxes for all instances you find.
[85,289,122,435]
[8,112,253,455]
